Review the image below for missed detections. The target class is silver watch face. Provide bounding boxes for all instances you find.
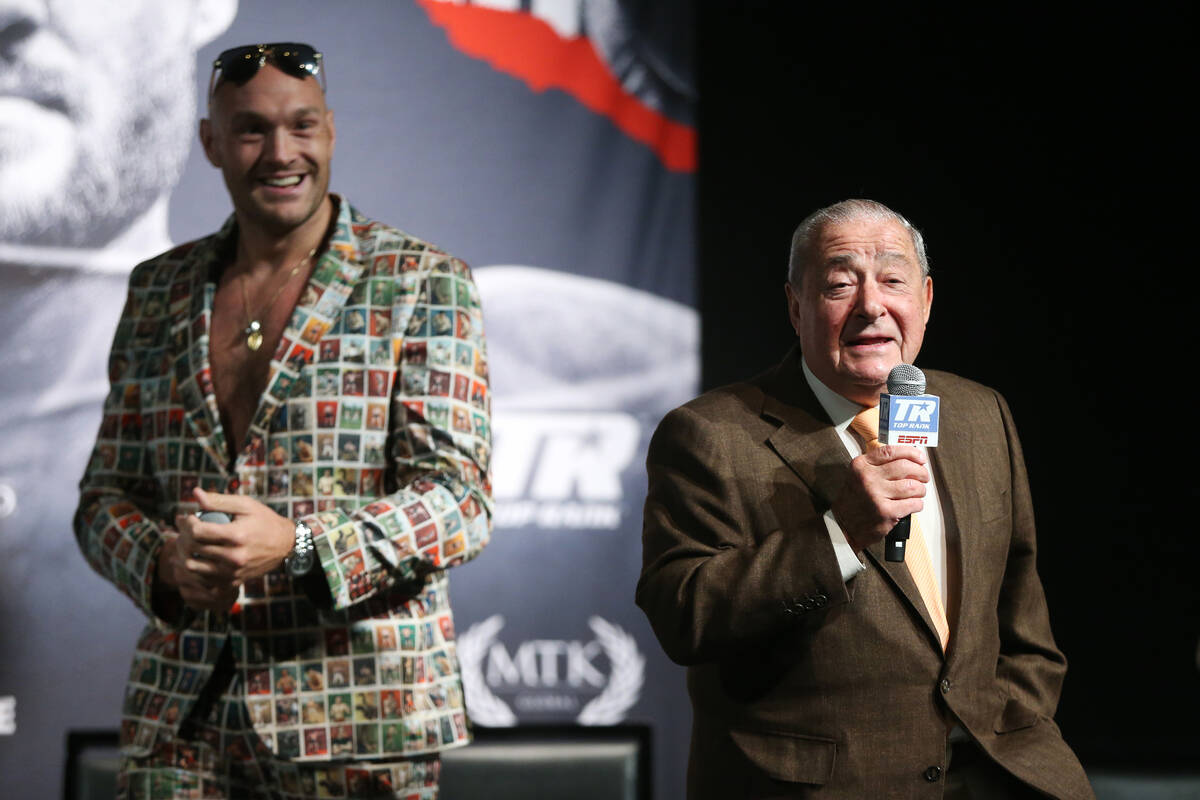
[288,549,315,577]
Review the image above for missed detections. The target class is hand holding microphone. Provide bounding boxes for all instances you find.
[877,365,941,561]
[832,364,939,558]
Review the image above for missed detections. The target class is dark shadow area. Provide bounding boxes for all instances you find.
[698,4,1193,770]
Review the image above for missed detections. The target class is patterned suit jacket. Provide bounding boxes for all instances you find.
[75,197,492,763]
[636,346,1093,799]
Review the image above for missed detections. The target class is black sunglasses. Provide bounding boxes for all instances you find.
[208,42,325,98]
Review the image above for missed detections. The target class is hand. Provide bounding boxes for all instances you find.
[831,444,929,553]
[174,488,295,589]
[155,529,239,613]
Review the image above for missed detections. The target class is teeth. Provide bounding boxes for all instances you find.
[263,176,302,187]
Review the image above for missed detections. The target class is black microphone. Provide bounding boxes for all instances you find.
[880,364,933,562]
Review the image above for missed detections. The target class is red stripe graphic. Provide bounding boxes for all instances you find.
[417,0,696,173]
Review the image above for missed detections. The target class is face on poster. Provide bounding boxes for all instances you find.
[0,0,237,247]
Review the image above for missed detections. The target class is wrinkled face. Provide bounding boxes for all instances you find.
[787,216,932,406]
[200,63,334,237]
[0,0,207,246]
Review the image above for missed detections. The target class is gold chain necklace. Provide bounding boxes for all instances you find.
[239,247,317,351]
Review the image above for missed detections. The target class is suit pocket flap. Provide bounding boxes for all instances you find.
[994,696,1039,733]
[729,728,837,785]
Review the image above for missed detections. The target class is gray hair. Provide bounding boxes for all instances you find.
[787,199,929,287]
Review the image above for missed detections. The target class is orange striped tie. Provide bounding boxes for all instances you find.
[851,406,950,650]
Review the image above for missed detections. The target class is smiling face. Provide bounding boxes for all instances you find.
[787,215,932,406]
[200,63,335,239]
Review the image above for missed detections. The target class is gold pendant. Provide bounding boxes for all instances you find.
[245,320,263,351]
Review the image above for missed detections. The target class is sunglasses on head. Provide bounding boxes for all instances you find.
[208,42,324,98]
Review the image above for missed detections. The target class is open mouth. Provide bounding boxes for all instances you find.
[0,91,70,117]
[260,175,304,188]
[845,336,893,348]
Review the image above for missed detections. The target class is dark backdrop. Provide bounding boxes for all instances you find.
[697,5,1194,766]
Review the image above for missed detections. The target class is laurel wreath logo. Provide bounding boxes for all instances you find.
[577,615,645,725]
[458,614,644,727]
[458,614,518,727]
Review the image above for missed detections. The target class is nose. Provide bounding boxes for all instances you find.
[262,127,295,166]
[0,0,43,60]
[853,280,886,319]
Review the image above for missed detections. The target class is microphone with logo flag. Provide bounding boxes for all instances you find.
[878,364,940,562]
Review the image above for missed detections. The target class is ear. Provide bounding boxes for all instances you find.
[188,0,238,49]
[326,109,336,155]
[784,282,803,336]
[199,118,221,168]
[922,275,933,323]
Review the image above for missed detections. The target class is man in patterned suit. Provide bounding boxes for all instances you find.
[74,43,492,798]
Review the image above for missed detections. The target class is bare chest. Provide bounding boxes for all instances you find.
[209,271,309,460]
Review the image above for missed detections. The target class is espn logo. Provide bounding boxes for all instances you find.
[896,435,929,445]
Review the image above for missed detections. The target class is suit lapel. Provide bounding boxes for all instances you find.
[762,347,948,655]
[167,199,367,478]
[232,198,366,473]
[761,355,851,513]
[867,543,945,653]
[866,374,975,656]
[925,375,977,659]
[170,222,236,477]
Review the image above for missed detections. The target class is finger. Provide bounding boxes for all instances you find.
[876,462,930,485]
[865,445,927,466]
[183,555,228,579]
[194,488,257,514]
[176,562,228,589]
[179,568,239,597]
[188,523,239,547]
[877,476,928,501]
[175,513,199,537]
[885,497,925,520]
[184,545,245,576]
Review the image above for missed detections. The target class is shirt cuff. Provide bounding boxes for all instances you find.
[823,509,867,582]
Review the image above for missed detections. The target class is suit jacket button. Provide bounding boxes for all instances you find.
[812,593,828,608]
[924,765,942,782]
[939,678,952,693]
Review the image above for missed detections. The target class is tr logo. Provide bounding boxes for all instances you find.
[891,398,936,423]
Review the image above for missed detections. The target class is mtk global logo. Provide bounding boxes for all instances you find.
[458,615,644,726]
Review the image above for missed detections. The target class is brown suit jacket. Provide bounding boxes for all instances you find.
[636,347,1093,799]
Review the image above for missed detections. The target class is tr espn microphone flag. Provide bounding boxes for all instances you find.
[879,364,940,562]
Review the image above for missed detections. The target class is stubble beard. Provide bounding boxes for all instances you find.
[0,67,196,248]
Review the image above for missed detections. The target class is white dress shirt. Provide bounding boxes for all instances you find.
[801,358,948,600]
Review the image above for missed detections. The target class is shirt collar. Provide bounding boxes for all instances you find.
[800,356,867,434]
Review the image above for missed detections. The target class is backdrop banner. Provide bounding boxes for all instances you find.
[0,1,694,797]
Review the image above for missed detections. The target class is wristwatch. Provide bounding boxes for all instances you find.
[285,520,315,577]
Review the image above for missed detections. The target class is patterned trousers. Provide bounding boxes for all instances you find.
[118,671,441,800]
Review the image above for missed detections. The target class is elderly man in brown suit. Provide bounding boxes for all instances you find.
[637,199,1093,798]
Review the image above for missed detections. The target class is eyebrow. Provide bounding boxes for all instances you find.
[228,107,324,124]
[824,251,912,268]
